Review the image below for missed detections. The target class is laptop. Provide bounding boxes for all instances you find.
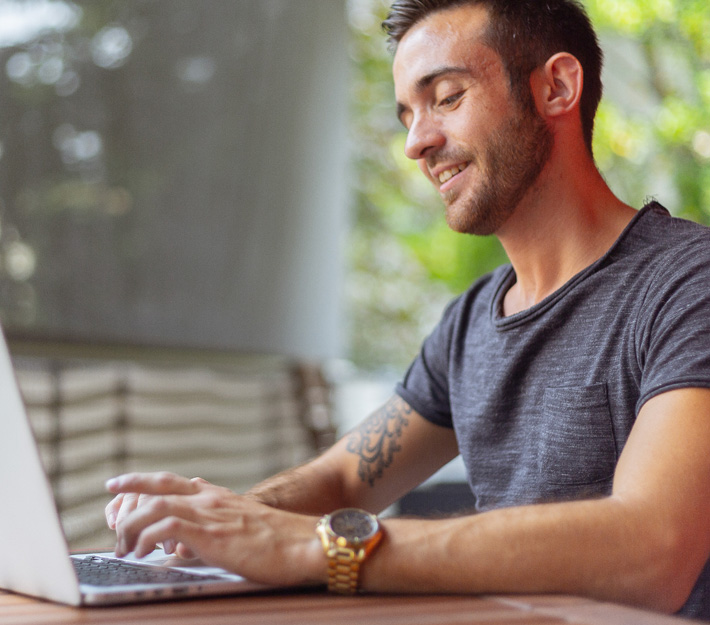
[0,327,276,606]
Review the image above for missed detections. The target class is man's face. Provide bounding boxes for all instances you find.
[392,4,552,236]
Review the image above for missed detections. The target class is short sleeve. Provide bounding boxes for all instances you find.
[395,295,463,428]
[636,235,710,411]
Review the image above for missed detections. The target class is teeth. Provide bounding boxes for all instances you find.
[438,163,467,183]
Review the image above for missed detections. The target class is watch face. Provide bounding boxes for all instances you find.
[329,508,378,542]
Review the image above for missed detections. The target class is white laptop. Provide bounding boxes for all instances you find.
[0,326,275,606]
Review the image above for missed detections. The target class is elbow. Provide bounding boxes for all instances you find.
[630,526,706,615]
[653,569,700,615]
[646,581,693,616]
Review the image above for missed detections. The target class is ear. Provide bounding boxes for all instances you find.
[531,52,583,119]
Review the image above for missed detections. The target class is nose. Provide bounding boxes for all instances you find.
[404,114,445,161]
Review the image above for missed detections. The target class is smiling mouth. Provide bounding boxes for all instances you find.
[438,163,468,184]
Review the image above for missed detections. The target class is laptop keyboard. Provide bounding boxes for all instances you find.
[73,555,222,586]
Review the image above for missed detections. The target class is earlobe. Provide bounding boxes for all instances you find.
[533,52,583,118]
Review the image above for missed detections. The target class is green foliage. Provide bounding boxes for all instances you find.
[589,0,710,224]
[347,0,710,371]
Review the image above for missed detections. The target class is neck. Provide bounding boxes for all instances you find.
[497,153,636,317]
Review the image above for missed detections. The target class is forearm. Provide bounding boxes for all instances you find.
[246,396,458,515]
[363,496,693,613]
[244,456,350,515]
[359,390,710,613]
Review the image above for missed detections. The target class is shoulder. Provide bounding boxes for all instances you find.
[630,202,710,255]
[617,203,710,289]
[625,205,710,370]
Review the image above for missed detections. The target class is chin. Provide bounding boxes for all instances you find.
[444,187,518,236]
[444,204,497,236]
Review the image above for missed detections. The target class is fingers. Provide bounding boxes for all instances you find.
[174,543,197,560]
[106,492,152,530]
[115,493,141,529]
[105,493,124,529]
[114,494,199,558]
[105,472,206,557]
[106,471,201,497]
[132,516,205,560]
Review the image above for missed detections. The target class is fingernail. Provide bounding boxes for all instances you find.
[107,512,116,529]
[105,478,118,491]
[163,539,176,554]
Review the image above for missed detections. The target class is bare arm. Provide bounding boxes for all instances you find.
[106,394,458,559]
[361,387,710,613]
[244,395,460,514]
[107,388,710,613]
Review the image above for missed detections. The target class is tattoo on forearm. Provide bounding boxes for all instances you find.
[346,397,411,487]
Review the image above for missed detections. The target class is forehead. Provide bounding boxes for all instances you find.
[392,4,499,96]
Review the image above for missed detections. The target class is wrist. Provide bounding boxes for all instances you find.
[316,508,384,594]
[304,526,330,586]
[281,515,330,587]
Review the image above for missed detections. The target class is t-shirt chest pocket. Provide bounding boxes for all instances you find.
[537,383,617,489]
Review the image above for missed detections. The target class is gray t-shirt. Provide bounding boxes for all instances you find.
[396,202,710,619]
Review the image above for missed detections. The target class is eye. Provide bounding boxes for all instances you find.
[438,91,463,108]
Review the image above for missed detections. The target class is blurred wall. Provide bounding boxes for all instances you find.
[0,0,349,360]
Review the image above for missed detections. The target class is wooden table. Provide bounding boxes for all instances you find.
[0,588,698,625]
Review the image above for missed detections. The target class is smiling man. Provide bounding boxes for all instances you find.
[106,0,710,619]
[394,8,554,237]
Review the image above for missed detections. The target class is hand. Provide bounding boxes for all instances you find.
[105,473,197,557]
[105,472,325,587]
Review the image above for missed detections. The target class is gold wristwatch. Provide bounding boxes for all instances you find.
[316,508,383,594]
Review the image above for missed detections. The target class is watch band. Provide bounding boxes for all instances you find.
[316,509,382,595]
[324,540,362,594]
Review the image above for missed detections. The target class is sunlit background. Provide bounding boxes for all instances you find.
[2,0,709,546]
[348,0,710,372]
[1,0,709,375]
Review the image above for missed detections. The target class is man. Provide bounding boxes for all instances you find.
[105,0,710,618]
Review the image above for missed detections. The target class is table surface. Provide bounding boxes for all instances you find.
[0,588,699,625]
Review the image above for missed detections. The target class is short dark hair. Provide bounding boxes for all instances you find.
[383,0,603,154]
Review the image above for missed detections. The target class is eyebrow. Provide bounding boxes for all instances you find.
[396,65,470,124]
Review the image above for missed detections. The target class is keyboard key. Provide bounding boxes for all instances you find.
[73,555,221,586]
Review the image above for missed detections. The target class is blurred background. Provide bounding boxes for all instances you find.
[1,0,709,546]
